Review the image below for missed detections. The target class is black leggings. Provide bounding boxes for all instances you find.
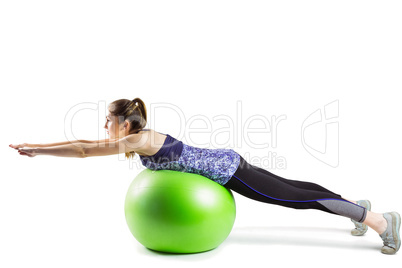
[224,156,367,223]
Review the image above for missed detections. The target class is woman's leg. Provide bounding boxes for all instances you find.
[249,163,344,196]
[224,156,367,223]
[225,155,400,254]
[240,161,386,233]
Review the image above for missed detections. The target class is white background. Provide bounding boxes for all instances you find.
[1,0,401,267]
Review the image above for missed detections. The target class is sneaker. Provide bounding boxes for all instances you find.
[379,212,401,254]
[351,200,371,236]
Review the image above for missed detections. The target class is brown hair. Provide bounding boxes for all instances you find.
[108,97,147,159]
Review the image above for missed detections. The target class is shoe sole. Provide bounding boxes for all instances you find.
[391,211,401,252]
[351,200,371,236]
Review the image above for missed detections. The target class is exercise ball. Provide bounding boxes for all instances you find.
[124,169,236,253]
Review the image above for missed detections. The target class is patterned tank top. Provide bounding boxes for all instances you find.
[138,130,240,185]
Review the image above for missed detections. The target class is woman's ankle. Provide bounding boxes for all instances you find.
[376,214,387,235]
[364,211,387,234]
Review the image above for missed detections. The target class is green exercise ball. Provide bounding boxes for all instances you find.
[124,169,236,254]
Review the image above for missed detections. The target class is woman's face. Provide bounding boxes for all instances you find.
[104,111,128,139]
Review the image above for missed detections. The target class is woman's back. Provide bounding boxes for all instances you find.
[138,130,240,186]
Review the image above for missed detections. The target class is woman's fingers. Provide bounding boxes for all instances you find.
[9,143,27,149]
[19,151,32,157]
[17,148,35,157]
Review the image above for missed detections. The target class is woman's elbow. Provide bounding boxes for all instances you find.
[79,145,89,158]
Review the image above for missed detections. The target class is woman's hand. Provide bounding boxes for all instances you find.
[17,148,37,157]
[9,144,37,157]
[9,143,34,149]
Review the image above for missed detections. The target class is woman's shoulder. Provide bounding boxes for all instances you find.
[136,128,166,137]
[133,129,168,156]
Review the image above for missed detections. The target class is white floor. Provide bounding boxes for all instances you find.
[133,225,392,267]
[130,198,400,268]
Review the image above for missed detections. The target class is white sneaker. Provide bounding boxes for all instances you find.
[350,200,371,236]
[379,211,401,254]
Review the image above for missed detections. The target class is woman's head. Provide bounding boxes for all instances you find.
[104,97,147,159]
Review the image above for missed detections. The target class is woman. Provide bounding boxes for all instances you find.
[10,97,400,255]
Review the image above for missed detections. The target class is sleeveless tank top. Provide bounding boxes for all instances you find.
[137,129,241,185]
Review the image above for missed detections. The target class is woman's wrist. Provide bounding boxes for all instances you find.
[29,144,42,148]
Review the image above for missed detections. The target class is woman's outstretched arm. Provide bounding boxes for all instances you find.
[10,143,86,158]
[35,143,86,158]
[11,134,147,158]
[10,138,116,149]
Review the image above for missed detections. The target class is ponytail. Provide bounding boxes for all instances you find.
[108,97,148,160]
